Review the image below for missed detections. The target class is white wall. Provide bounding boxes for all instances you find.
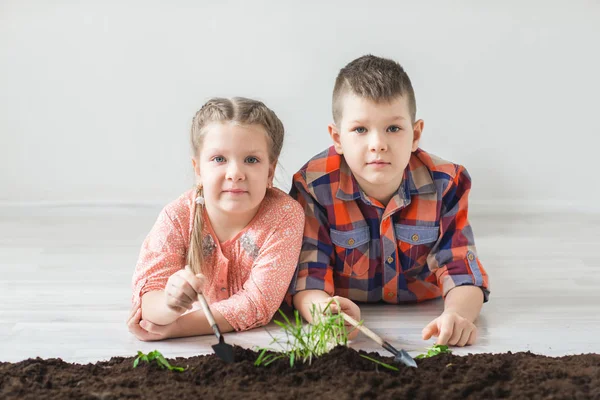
[1,0,599,212]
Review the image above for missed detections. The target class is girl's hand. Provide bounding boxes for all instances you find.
[164,266,206,315]
[127,305,179,342]
[422,310,477,347]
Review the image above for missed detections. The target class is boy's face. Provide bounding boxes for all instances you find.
[329,94,423,205]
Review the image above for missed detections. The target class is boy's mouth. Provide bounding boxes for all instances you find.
[367,160,391,165]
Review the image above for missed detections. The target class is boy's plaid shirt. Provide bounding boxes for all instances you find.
[289,146,489,303]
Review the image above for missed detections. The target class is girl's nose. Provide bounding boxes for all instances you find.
[225,163,245,181]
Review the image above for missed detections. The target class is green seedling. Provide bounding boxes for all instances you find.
[255,300,354,368]
[133,350,186,372]
[359,354,400,371]
[415,344,452,359]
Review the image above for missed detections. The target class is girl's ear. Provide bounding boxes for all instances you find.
[191,157,202,184]
[268,160,277,186]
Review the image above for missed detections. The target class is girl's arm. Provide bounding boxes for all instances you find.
[132,202,191,324]
[141,291,184,325]
[209,199,305,332]
[171,307,234,337]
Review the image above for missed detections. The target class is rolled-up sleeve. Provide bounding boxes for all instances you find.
[288,172,336,297]
[131,208,187,306]
[427,166,490,302]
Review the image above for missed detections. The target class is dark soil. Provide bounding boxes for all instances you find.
[1,346,599,399]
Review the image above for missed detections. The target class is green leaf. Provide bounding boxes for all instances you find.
[359,354,400,371]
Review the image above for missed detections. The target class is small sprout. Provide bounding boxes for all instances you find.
[133,350,186,372]
[359,354,400,371]
[255,299,354,368]
[446,363,454,368]
[415,344,452,359]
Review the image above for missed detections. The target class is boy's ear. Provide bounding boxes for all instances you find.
[411,119,424,152]
[328,123,343,154]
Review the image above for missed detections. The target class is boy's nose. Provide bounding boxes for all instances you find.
[369,131,388,152]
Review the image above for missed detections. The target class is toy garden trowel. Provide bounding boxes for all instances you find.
[196,292,235,363]
[341,313,417,368]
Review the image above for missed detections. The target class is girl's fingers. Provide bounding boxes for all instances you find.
[126,306,140,323]
[168,276,196,304]
[127,308,142,328]
[167,294,193,310]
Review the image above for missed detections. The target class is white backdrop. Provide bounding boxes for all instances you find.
[1,0,599,212]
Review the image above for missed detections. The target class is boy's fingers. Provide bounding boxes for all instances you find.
[448,327,463,346]
[436,320,454,345]
[421,320,438,340]
[467,329,477,345]
[457,329,471,347]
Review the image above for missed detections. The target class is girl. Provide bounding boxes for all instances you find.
[127,97,304,341]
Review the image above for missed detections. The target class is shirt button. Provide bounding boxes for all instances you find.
[411,233,420,242]
[387,256,394,264]
[220,287,227,292]
[347,238,355,246]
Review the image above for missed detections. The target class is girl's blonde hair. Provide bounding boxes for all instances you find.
[187,97,285,275]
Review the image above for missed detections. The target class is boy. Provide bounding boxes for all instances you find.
[290,55,489,347]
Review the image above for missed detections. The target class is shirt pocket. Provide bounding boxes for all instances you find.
[394,224,439,276]
[330,226,370,277]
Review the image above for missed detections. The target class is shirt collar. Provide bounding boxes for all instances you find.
[335,150,436,205]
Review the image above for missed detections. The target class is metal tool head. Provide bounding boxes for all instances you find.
[383,341,417,368]
[394,348,417,368]
[211,328,234,363]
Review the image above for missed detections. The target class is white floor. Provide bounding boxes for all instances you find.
[1,206,599,364]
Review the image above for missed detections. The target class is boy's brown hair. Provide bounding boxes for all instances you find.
[332,55,417,124]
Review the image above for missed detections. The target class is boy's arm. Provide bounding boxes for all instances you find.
[423,165,488,346]
[444,285,484,322]
[428,164,490,307]
[288,172,361,335]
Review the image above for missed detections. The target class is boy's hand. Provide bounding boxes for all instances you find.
[326,296,361,340]
[164,266,206,315]
[127,305,179,342]
[422,310,477,347]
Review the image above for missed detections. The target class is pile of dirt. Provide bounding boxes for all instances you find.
[1,346,599,399]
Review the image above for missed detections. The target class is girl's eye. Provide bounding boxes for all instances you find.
[354,127,367,134]
[212,156,226,163]
[245,156,259,164]
[387,125,401,133]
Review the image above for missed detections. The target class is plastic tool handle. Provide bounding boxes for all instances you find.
[341,313,384,346]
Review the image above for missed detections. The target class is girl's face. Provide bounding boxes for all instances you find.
[192,122,275,218]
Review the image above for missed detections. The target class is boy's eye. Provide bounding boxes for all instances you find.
[245,156,259,164]
[353,127,367,134]
[387,125,401,133]
[212,156,226,163]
